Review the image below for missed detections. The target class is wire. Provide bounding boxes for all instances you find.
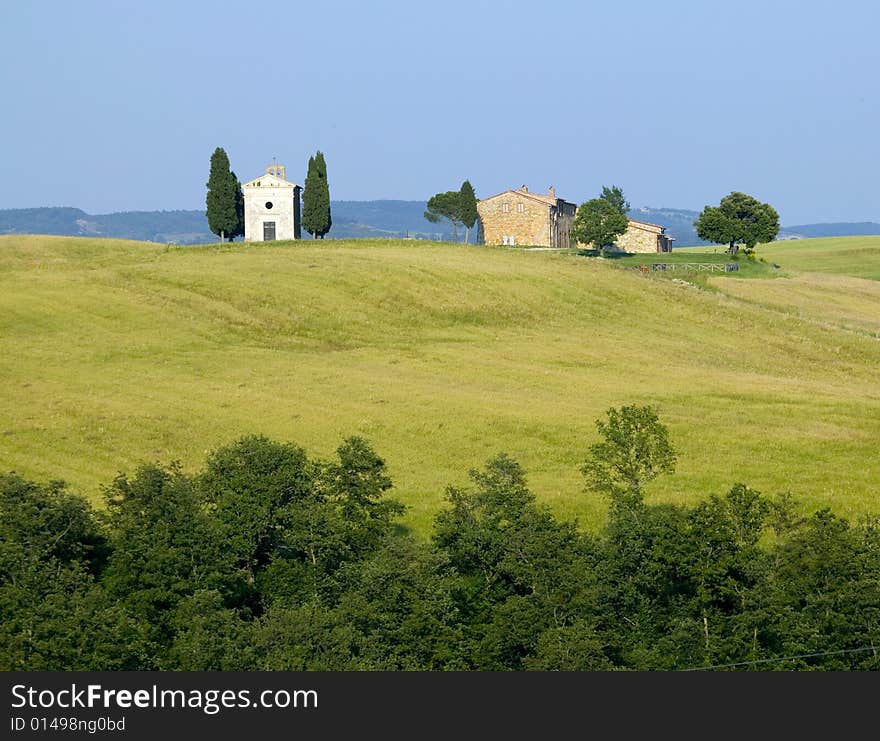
[680,645,877,671]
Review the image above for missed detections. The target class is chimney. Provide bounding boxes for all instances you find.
[521,184,528,192]
[548,186,556,199]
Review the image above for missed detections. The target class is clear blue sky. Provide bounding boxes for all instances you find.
[2,0,878,224]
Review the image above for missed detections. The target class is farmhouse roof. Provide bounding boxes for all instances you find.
[480,186,575,208]
[626,218,666,232]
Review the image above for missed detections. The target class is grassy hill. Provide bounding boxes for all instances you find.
[1,234,878,535]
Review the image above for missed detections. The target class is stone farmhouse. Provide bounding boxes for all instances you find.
[242,164,302,242]
[477,186,577,248]
[477,185,674,253]
[616,218,675,253]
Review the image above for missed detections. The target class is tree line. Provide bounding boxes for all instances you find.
[2,406,877,671]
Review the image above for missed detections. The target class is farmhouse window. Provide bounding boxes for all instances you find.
[516,203,524,213]
[502,203,510,213]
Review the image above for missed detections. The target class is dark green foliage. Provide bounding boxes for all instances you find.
[0,473,107,570]
[434,453,536,589]
[694,191,780,255]
[100,464,221,657]
[3,411,877,671]
[167,590,257,670]
[0,563,152,670]
[600,185,630,215]
[523,620,613,671]
[253,602,362,670]
[205,147,240,241]
[434,454,606,669]
[459,180,478,244]
[752,511,880,670]
[199,435,313,584]
[230,171,245,240]
[328,536,463,669]
[424,190,464,242]
[571,198,630,254]
[302,150,331,238]
[268,437,405,606]
[321,436,404,555]
[0,474,148,670]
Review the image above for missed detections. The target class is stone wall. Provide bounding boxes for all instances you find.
[477,191,552,246]
[616,222,661,253]
[577,220,662,253]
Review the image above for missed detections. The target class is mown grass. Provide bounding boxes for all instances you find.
[1,234,878,536]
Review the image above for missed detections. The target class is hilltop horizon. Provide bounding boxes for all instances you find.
[3,202,880,248]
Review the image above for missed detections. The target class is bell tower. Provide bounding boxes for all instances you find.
[265,163,286,180]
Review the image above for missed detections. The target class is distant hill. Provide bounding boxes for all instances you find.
[2,204,878,247]
[627,207,706,247]
[0,203,459,244]
[328,201,457,240]
[0,207,214,245]
[775,222,880,240]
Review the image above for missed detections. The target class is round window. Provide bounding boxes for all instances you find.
[265,201,273,209]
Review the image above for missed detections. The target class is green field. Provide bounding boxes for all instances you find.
[2,234,879,535]
[680,235,880,279]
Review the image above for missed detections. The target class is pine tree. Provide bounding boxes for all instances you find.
[302,150,331,239]
[424,190,463,242]
[459,180,478,244]
[206,147,238,242]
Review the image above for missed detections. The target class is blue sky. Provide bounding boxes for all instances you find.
[2,0,878,224]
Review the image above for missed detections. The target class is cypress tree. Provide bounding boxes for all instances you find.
[230,171,244,240]
[302,155,317,238]
[459,180,478,244]
[206,147,238,242]
[302,150,331,239]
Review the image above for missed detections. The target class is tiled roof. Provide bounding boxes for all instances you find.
[479,188,573,207]
[626,218,665,231]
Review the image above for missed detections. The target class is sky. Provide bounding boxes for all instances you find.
[2,0,878,225]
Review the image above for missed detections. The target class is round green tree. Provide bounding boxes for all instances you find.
[694,191,779,255]
[571,198,629,255]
